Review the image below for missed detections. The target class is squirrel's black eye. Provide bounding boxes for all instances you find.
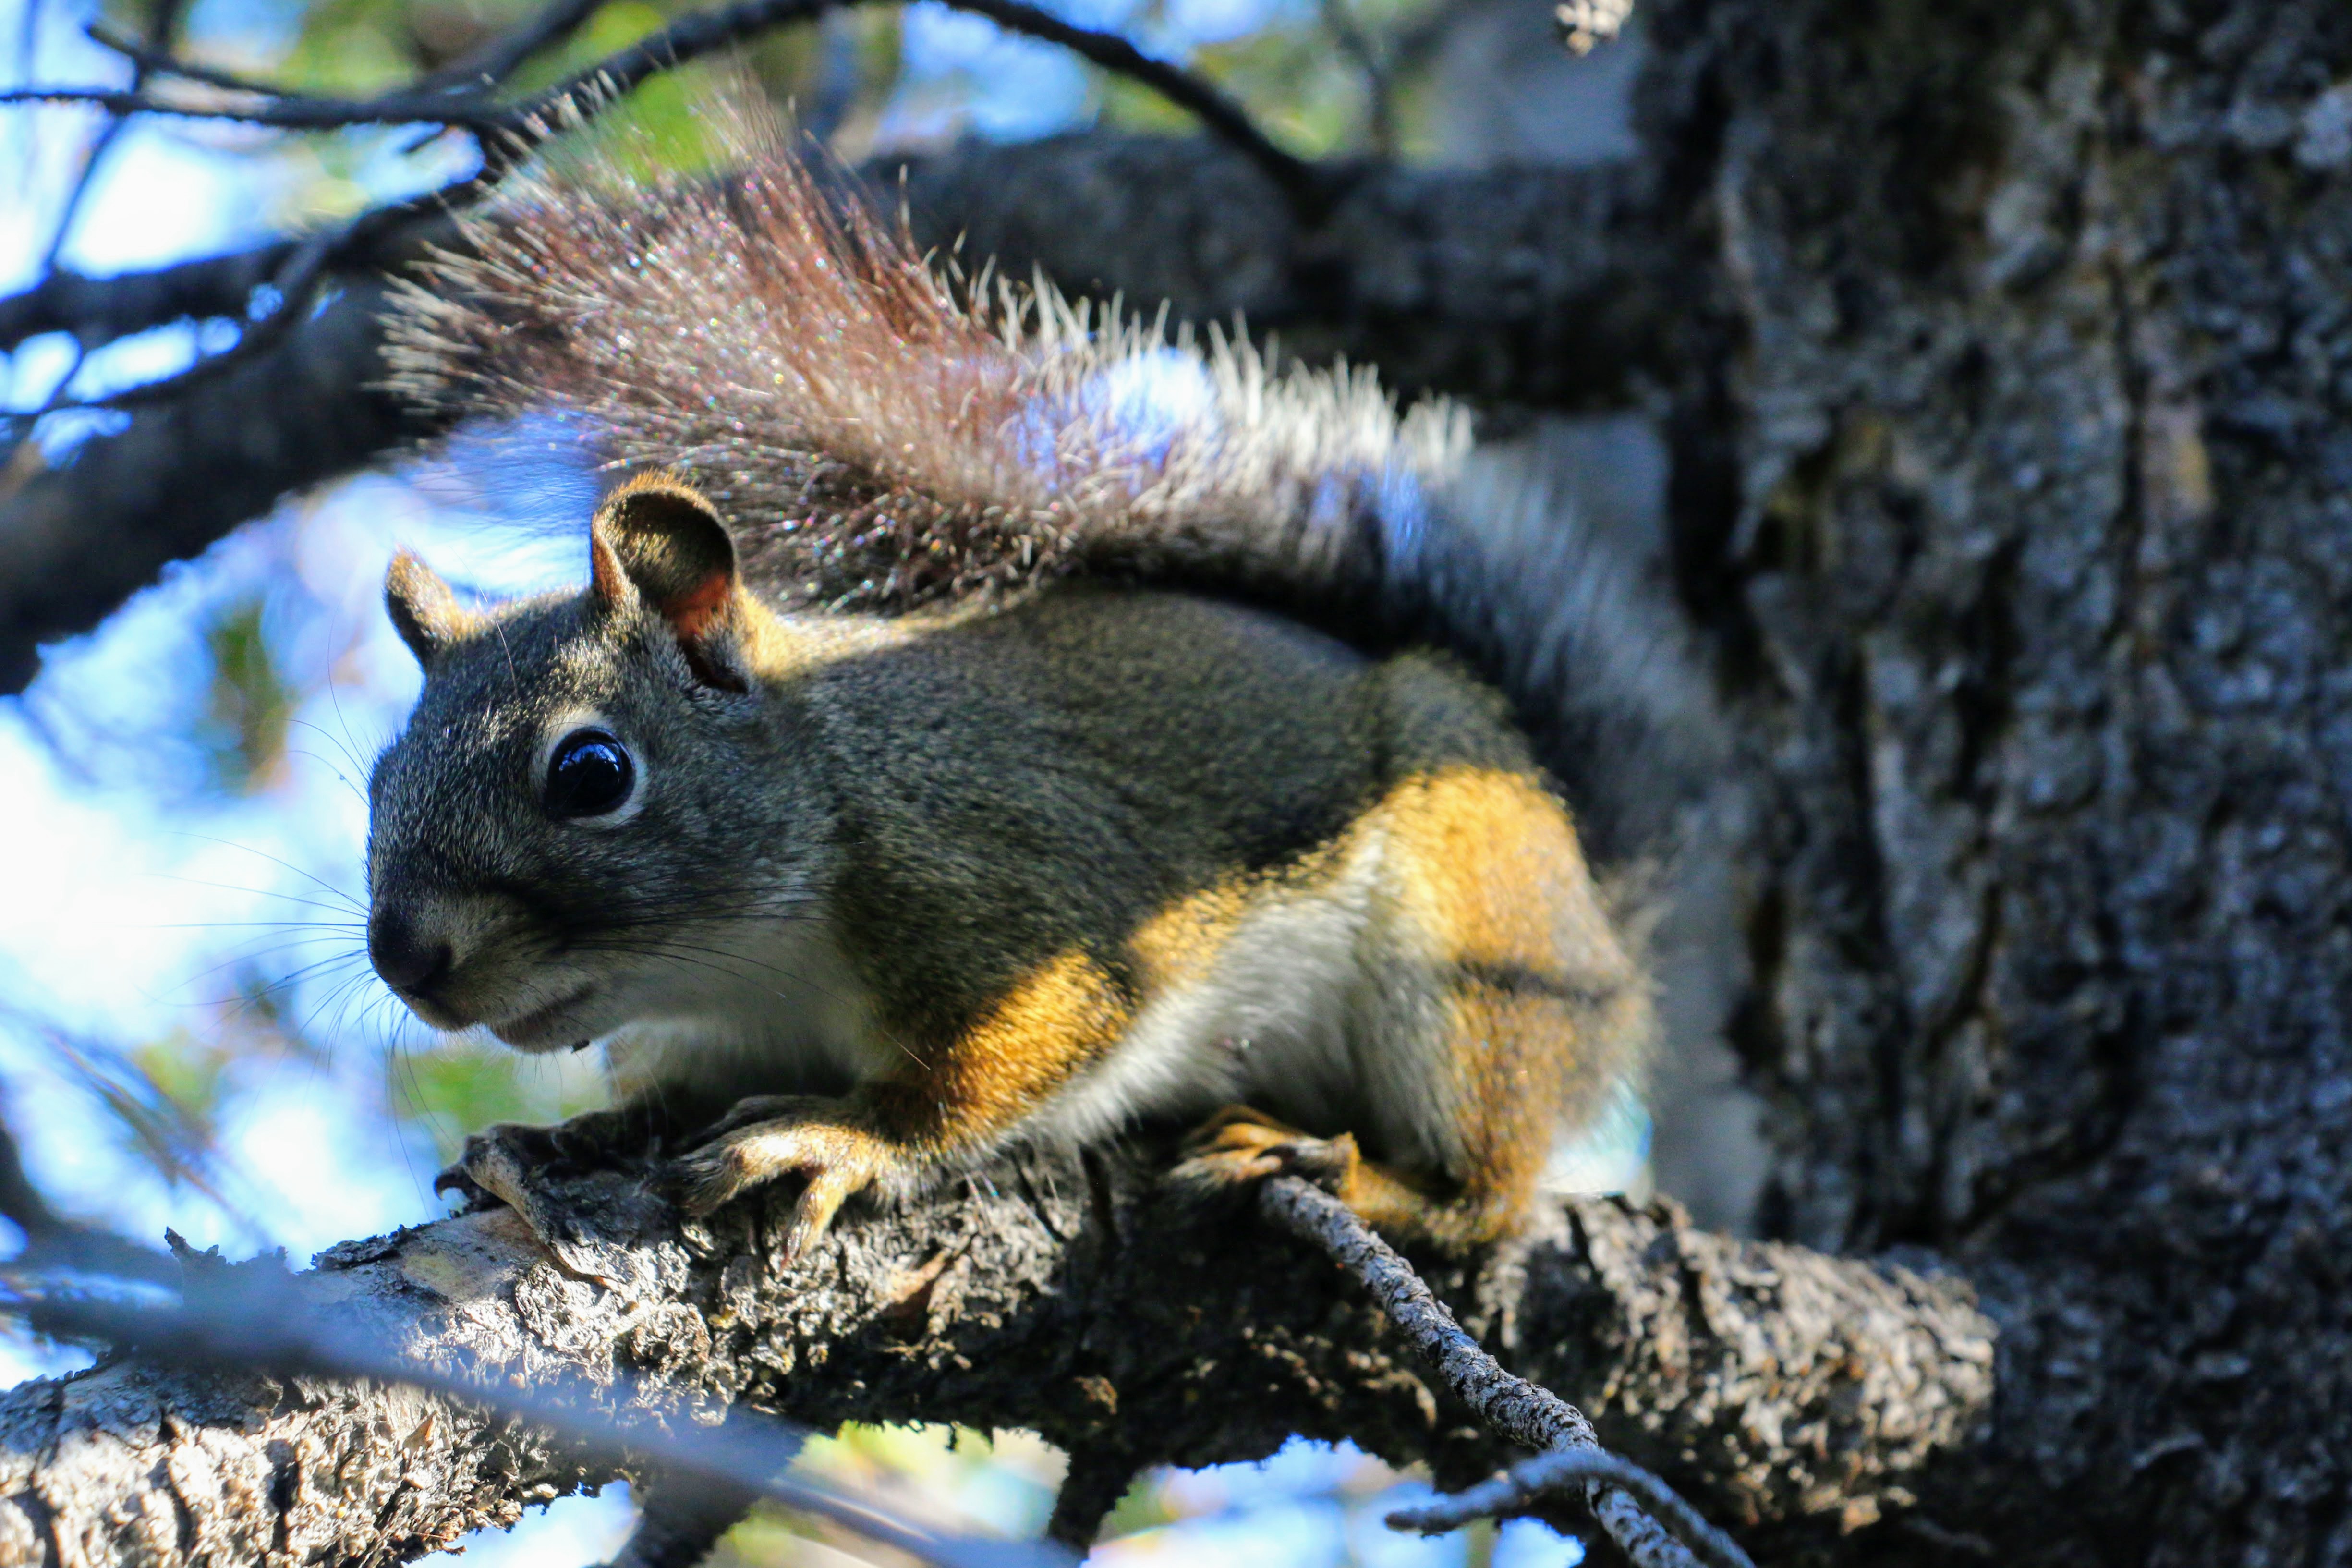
[545,729,635,819]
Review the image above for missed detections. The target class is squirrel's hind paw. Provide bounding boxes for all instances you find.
[1167,1106,1361,1203]
[660,1101,894,1263]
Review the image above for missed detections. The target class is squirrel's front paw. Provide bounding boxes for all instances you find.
[1168,1105,1362,1201]
[433,1119,617,1272]
[431,1107,658,1276]
[661,1102,897,1263]
[435,1121,558,1213]
[433,1109,633,1209]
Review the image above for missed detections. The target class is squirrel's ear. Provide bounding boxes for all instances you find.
[385,550,468,668]
[590,474,750,691]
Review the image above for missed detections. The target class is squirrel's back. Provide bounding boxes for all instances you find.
[790,588,1637,1170]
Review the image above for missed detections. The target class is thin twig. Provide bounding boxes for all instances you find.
[41,0,192,276]
[928,0,1328,215]
[516,0,827,122]
[1255,1176,1753,1568]
[0,1073,176,1284]
[11,0,1328,219]
[514,0,1323,210]
[3,0,195,445]
[88,0,604,107]
[0,1001,262,1240]
[4,0,597,414]
[4,0,1332,413]
[0,81,516,130]
[1256,1176,1602,1451]
[416,0,612,93]
[26,166,485,414]
[83,20,285,97]
[1388,1449,1754,1568]
[0,0,1333,415]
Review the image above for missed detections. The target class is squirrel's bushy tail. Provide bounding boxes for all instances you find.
[385,138,1714,857]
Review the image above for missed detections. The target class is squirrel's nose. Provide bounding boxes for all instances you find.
[368,910,452,995]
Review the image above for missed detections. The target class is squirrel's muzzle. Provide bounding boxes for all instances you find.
[368,908,454,999]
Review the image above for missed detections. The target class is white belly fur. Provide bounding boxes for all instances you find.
[1020,819,1468,1176]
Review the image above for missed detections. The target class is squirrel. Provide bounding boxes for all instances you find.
[364,136,1700,1263]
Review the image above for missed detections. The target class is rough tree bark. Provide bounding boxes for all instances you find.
[1636,0,2352,1560]
[0,1151,1989,1565]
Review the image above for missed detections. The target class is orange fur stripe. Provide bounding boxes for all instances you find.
[870,949,1131,1146]
[1374,768,1591,977]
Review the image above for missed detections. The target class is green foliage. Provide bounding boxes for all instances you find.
[38,1026,239,1205]
[199,598,293,796]
[274,0,467,94]
[713,1426,1060,1565]
[391,1042,607,1161]
[1092,0,1449,157]
[127,1033,232,1129]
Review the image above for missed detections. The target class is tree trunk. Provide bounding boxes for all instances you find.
[1641,0,2352,1558]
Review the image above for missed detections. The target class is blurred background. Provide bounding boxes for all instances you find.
[0,0,1750,1557]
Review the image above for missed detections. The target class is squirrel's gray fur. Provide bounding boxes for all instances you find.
[365,120,1708,1263]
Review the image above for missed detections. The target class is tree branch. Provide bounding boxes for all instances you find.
[38,0,193,280]
[0,81,516,130]
[1260,1177,1747,1568]
[414,0,613,94]
[84,20,291,96]
[11,1233,1055,1568]
[892,135,1665,405]
[11,0,1320,210]
[0,243,298,353]
[906,0,1327,215]
[0,1143,1994,1566]
[0,0,1317,371]
[0,274,432,691]
[0,1101,172,1285]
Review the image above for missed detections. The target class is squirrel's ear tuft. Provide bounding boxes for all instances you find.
[385,550,468,668]
[591,473,750,691]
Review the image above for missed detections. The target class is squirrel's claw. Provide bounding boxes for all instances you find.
[660,1105,892,1263]
[1168,1105,1361,1202]
[431,1162,486,1204]
[437,1123,544,1211]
